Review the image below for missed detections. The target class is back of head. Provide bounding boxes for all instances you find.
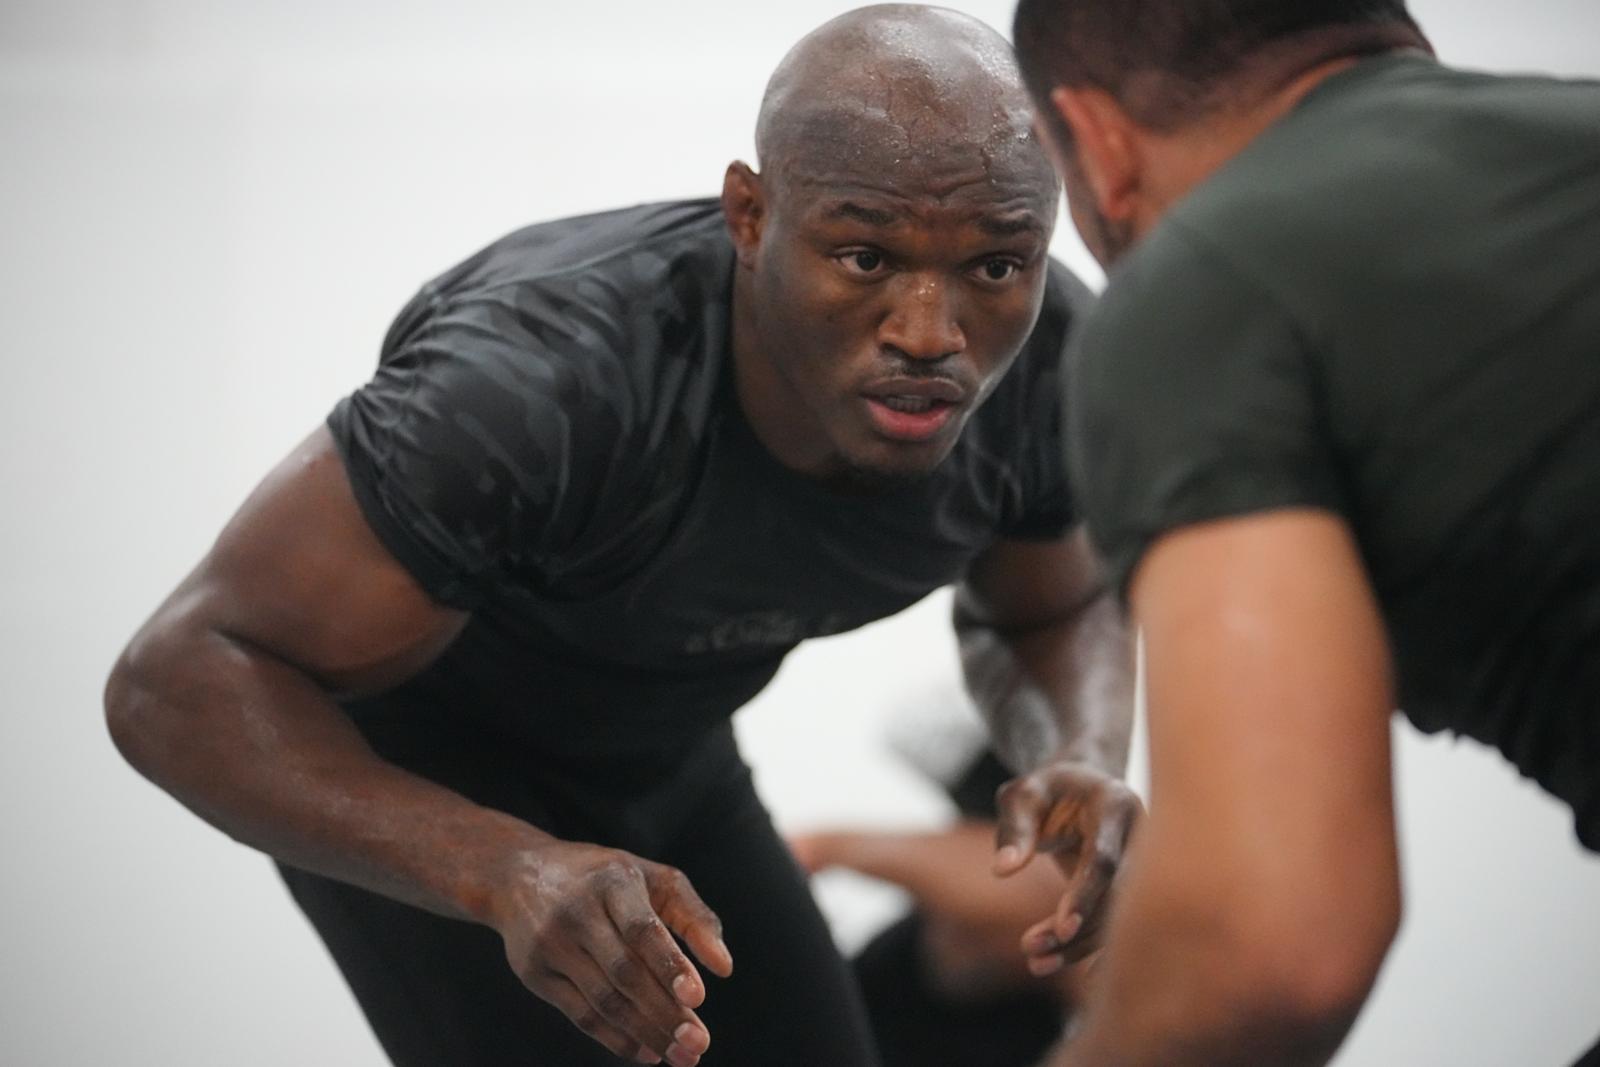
[1013,0,1427,129]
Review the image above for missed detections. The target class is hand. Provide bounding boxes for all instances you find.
[488,837,734,1066]
[992,761,1142,974]
[786,831,845,875]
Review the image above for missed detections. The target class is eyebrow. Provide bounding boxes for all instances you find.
[825,202,899,227]
[978,213,1046,238]
[823,200,1045,239]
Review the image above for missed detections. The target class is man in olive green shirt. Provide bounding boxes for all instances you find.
[1005,1,1600,1063]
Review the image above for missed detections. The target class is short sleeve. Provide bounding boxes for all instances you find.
[1069,223,1346,595]
[328,289,623,609]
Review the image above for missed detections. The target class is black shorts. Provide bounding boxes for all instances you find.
[279,721,880,1066]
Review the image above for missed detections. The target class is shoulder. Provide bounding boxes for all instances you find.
[330,201,734,599]
[424,198,732,307]
[1022,256,1096,374]
[1069,223,1342,595]
[383,198,733,381]
[374,198,734,438]
[985,256,1096,418]
[947,257,1095,539]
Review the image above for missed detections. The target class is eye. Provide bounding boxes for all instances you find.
[975,257,1022,283]
[837,250,886,275]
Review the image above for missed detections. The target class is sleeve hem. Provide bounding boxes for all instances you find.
[1106,488,1346,603]
[325,402,487,611]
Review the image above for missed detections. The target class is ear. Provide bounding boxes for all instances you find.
[721,161,765,269]
[1049,86,1141,224]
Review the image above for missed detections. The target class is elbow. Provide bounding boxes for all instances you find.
[104,643,157,773]
[104,626,189,779]
[1219,888,1402,1050]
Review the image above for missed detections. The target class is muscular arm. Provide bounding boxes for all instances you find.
[955,527,1133,778]
[105,428,502,918]
[1052,509,1401,1067]
[106,428,727,1066]
[955,528,1140,964]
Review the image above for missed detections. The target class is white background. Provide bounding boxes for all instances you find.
[2,1,1598,1064]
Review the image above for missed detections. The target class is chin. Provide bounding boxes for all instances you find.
[824,439,952,493]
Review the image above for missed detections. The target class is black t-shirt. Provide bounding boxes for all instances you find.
[330,199,1089,761]
[1071,55,1600,849]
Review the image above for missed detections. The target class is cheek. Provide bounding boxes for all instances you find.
[757,258,870,399]
[968,289,1046,369]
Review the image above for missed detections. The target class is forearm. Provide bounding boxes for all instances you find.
[1049,822,1384,1067]
[105,623,537,925]
[809,823,1062,923]
[958,591,1133,776]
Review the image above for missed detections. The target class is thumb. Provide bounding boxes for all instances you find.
[993,783,1044,876]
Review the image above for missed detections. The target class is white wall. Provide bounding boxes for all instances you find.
[1,2,1596,1064]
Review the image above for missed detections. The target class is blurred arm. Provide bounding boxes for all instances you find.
[794,821,1064,928]
[1052,509,1402,1067]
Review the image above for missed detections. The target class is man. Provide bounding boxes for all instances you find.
[1005,1,1600,1064]
[104,6,1138,1066]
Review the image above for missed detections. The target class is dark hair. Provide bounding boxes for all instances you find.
[1012,0,1423,127]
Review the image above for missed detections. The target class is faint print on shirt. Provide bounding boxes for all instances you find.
[682,611,855,654]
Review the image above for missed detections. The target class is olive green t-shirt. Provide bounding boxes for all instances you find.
[1070,54,1600,850]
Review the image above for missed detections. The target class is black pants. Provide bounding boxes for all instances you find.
[280,722,881,1067]
[854,914,1061,1067]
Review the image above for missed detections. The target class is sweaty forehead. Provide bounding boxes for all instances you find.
[757,7,1056,213]
[758,44,1049,209]
[773,98,1051,204]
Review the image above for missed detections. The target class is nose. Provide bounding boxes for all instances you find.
[879,273,966,361]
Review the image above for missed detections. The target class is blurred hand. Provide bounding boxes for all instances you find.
[787,831,851,875]
[487,838,734,1066]
[992,761,1143,974]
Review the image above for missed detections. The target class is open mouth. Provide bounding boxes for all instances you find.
[862,394,961,441]
[859,374,969,443]
[877,395,948,415]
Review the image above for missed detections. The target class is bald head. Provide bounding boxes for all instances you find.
[755,5,1054,197]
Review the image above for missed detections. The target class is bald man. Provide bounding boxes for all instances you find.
[104,6,1138,1066]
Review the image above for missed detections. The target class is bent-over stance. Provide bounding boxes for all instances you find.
[106,7,1139,1066]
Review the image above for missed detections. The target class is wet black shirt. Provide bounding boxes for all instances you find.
[1070,56,1600,849]
[329,199,1088,761]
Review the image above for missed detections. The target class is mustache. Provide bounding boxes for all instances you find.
[862,355,978,394]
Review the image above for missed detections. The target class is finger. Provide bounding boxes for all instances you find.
[1055,787,1143,960]
[1068,790,1145,940]
[1029,952,1068,978]
[1054,892,1086,943]
[1021,909,1081,960]
[590,937,709,1054]
[1021,913,1062,957]
[1020,915,1069,977]
[570,946,703,1062]
[534,969,662,1064]
[786,834,823,874]
[647,865,733,978]
[993,777,1048,875]
[604,880,709,1009]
